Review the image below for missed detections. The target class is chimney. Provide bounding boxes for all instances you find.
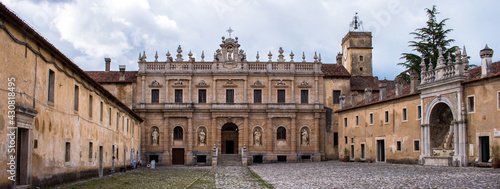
[351,91,358,106]
[339,95,346,109]
[119,65,126,81]
[336,52,343,66]
[410,70,419,93]
[379,82,387,100]
[105,58,111,72]
[394,76,404,97]
[480,44,494,77]
[365,88,372,104]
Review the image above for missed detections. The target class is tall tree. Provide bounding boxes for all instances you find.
[398,5,456,79]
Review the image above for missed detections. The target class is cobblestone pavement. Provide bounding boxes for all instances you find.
[250,161,500,189]
[213,166,263,188]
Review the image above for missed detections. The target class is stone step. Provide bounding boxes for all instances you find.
[218,154,242,166]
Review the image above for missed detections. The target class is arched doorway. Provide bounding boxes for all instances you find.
[429,103,454,156]
[221,123,238,154]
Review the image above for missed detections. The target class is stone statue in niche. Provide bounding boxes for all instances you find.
[301,128,309,146]
[254,128,262,146]
[152,128,159,145]
[199,129,206,146]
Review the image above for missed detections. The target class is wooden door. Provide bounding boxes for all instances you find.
[172,148,185,165]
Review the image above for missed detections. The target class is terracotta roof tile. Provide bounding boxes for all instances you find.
[86,71,138,83]
[465,61,500,82]
[321,64,350,77]
[350,76,380,91]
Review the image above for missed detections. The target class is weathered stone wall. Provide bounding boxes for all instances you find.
[0,16,141,188]
[337,94,421,162]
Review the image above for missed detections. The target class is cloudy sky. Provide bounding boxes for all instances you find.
[2,0,499,79]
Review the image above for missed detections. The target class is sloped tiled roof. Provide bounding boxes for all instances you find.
[321,64,350,77]
[465,61,500,83]
[86,71,138,83]
[0,3,142,121]
[350,76,380,91]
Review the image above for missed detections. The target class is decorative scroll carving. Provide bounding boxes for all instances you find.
[171,79,186,88]
[250,80,265,88]
[195,80,210,88]
[223,79,237,87]
[297,80,311,88]
[148,80,163,88]
[275,79,288,88]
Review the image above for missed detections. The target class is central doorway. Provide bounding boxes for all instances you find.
[221,123,238,154]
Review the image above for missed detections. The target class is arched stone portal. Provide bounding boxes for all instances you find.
[221,123,238,154]
[429,103,454,152]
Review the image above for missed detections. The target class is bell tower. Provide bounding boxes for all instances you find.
[340,13,373,76]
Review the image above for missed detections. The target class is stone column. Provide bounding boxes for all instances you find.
[420,124,426,159]
[291,115,297,153]
[267,117,272,152]
[165,77,169,103]
[188,79,192,103]
[314,113,320,153]
[425,125,431,156]
[291,80,295,103]
[453,121,459,155]
[188,117,193,152]
[212,78,216,103]
[141,76,146,103]
[244,79,248,103]
[244,117,249,147]
[315,77,319,104]
[211,116,217,148]
[459,121,468,166]
[268,80,272,103]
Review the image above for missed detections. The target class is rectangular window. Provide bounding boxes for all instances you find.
[467,96,475,113]
[333,132,338,147]
[226,89,234,104]
[402,108,407,121]
[175,89,183,103]
[151,89,159,103]
[361,144,365,159]
[344,117,348,127]
[414,140,420,151]
[359,55,364,61]
[89,95,93,118]
[48,69,55,103]
[396,141,402,151]
[65,142,71,162]
[100,102,103,122]
[89,142,93,160]
[277,90,286,104]
[384,110,389,123]
[369,113,374,125]
[116,113,119,131]
[198,89,206,103]
[417,105,422,119]
[74,85,79,111]
[301,90,309,104]
[254,89,262,103]
[109,108,112,126]
[345,136,348,144]
[355,115,359,126]
[333,90,341,104]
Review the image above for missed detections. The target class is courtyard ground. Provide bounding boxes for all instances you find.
[51,161,500,189]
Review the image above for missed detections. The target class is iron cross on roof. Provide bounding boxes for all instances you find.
[226,27,234,38]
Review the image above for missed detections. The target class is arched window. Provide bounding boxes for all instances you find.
[174,126,183,140]
[277,126,286,140]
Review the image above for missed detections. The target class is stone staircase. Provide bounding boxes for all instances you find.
[218,154,242,166]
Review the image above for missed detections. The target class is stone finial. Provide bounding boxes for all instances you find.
[142,51,147,61]
[277,47,285,62]
[313,52,318,63]
[318,53,322,63]
[166,51,172,62]
[290,51,294,62]
[420,58,427,72]
[155,51,159,62]
[462,46,469,69]
[447,52,452,65]
[302,52,306,62]
[176,45,183,62]
[455,47,462,63]
[188,50,194,62]
[436,46,445,69]
[138,52,142,61]
[256,51,260,62]
[268,51,272,62]
[201,51,205,62]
